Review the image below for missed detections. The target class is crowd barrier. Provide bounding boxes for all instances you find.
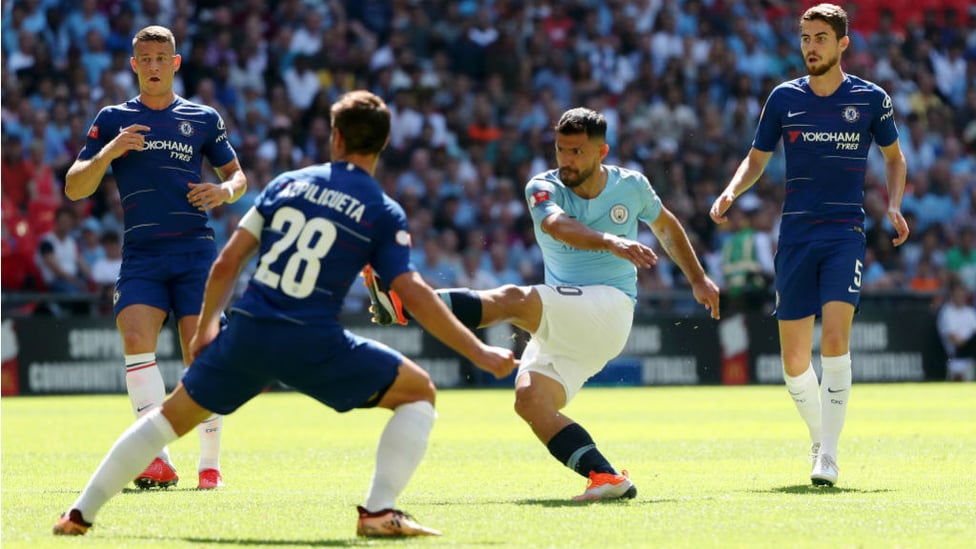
[1,295,946,396]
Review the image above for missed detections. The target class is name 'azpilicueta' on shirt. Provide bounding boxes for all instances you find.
[280,179,365,222]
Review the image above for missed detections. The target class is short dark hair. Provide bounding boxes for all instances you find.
[100,231,120,245]
[801,3,848,39]
[554,108,607,141]
[330,90,391,155]
[132,25,176,53]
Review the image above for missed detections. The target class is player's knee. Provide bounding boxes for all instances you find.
[489,284,534,317]
[119,329,157,354]
[820,331,849,356]
[513,383,549,420]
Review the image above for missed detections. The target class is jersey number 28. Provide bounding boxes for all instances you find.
[253,206,337,298]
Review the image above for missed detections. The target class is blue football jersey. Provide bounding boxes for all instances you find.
[753,74,898,245]
[525,165,663,301]
[78,96,238,254]
[232,161,414,325]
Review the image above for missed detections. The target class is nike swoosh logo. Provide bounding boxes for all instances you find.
[788,390,803,396]
[826,387,846,393]
[136,404,153,413]
[787,111,806,118]
[848,286,860,293]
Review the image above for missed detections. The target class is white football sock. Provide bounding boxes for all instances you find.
[72,409,179,523]
[784,363,822,445]
[197,413,223,472]
[364,401,436,512]
[820,353,852,459]
[125,353,171,464]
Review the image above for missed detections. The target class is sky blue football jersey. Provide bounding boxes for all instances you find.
[232,161,414,325]
[78,96,238,253]
[753,74,899,245]
[525,165,663,301]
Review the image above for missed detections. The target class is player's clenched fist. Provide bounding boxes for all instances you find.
[476,346,519,379]
[709,191,736,224]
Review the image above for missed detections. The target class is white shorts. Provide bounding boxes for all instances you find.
[516,284,634,402]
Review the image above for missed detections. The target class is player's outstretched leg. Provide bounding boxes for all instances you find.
[53,408,182,536]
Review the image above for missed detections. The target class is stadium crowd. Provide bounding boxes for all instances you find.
[2,0,976,316]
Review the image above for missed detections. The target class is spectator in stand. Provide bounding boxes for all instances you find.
[946,225,976,292]
[35,206,92,309]
[937,280,976,381]
[415,232,459,289]
[909,255,944,293]
[91,230,122,312]
[77,217,105,268]
[1,0,975,314]
[1,136,31,212]
[719,194,774,314]
[455,248,498,291]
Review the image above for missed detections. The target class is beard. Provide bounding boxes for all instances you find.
[806,51,839,76]
[559,164,597,188]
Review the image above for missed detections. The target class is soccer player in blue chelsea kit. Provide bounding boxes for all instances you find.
[366,107,721,501]
[710,4,909,487]
[64,26,247,491]
[54,90,518,538]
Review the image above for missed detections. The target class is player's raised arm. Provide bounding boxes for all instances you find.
[709,148,773,224]
[390,271,518,379]
[65,124,151,201]
[649,206,720,319]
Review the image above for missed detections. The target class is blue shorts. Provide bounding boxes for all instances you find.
[114,249,216,319]
[773,239,866,320]
[182,315,404,415]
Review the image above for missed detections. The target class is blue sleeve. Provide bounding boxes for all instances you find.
[525,177,563,226]
[871,90,899,147]
[201,111,237,169]
[370,201,414,284]
[636,175,663,224]
[76,108,116,161]
[752,88,783,152]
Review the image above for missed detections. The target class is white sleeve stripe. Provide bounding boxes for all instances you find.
[239,206,264,239]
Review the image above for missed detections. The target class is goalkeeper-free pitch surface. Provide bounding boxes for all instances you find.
[3,383,974,548]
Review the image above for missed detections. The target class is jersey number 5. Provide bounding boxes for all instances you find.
[253,206,337,298]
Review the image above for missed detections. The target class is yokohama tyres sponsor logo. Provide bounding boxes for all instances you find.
[143,140,193,153]
[787,131,860,144]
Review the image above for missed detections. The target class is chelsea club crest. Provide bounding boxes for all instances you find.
[178,120,194,136]
[842,106,860,123]
[610,204,629,224]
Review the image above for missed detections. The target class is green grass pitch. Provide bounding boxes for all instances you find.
[2,383,974,548]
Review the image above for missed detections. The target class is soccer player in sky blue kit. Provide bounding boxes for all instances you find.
[709,4,909,487]
[366,107,721,501]
[54,90,517,538]
[64,26,248,490]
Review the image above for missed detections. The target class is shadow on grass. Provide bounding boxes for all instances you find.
[179,538,365,547]
[173,537,504,546]
[515,497,679,507]
[752,485,894,495]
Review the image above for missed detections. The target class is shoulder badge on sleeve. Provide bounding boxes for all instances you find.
[529,190,550,208]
